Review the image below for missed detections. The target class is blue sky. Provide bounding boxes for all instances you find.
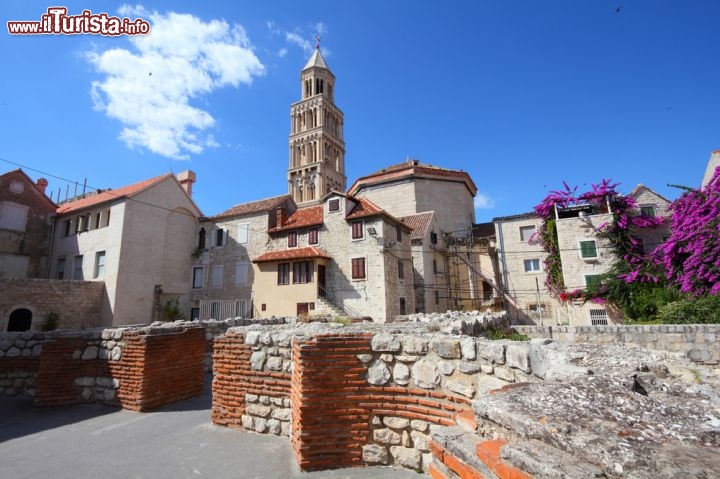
[2,1,718,222]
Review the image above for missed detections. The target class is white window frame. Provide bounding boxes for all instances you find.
[94,251,106,279]
[589,309,608,325]
[519,225,536,242]
[235,261,249,286]
[192,266,205,289]
[523,258,541,273]
[579,240,598,260]
[211,265,224,289]
[639,205,656,217]
[237,223,249,245]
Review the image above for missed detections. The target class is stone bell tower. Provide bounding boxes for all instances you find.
[287,37,346,204]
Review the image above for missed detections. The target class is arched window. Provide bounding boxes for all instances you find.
[8,308,32,332]
[198,228,207,250]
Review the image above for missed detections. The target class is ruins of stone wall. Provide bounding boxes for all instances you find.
[211,323,547,472]
[0,278,105,331]
[515,324,720,364]
[0,325,205,411]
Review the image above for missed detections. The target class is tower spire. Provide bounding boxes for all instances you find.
[287,43,346,205]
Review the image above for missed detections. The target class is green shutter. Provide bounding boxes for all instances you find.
[580,241,597,258]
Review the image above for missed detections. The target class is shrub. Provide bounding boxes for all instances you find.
[657,295,720,324]
[42,311,60,331]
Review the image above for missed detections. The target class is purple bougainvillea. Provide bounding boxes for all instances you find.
[653,167,720,296]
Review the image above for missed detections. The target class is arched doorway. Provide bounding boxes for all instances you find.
[8,308,32,332]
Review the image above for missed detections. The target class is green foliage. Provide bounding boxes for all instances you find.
[42,311,60,331]
[333,316,352,326]
[597,266,681,323]
[162,298,185,321]
[657,295,720,324]
[485,328,530,341]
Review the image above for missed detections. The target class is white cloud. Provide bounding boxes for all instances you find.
[266,20,280,35]
[474,193,496,210]
[285,32,313,55]
[86,6,265,160]
[314,22,328,36]
[277,48,287,58]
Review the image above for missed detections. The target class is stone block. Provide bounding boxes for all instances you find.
[506,343,531,373]
[367,359,391,385]
[363,444,389,465]
[245,331,261,346]
[253,418,267,433]
[402,336,427,354]
[271,408,291,421]
[393,362,410,385]
[374,428,402,445]
[372,333,401,352]
[266,356,283,371]
[410,430,430,451]
[250,351,266,370]
[383,417,410,429]
[410,419,429,432]
[389,446,422,469]
[246,404,272,418]
[460,337,477,360]
[430,339,462,359]
[447,378,476,398]
[458,361,481,374]
[493,366,516,383]
[438,361,455,376]
[412,360,441,389]
[478,341,506,364]
[266,418,281,435]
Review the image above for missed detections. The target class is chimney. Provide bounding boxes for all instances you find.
[36,178,48,194]
[176,170,196,196]
[276,207,285,227]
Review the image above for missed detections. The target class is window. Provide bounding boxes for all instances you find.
[399,297,407,315]
[398,260,404,280]
[433,259,438,274]
[192,267,204,289]
[589,309,608,325]
[57,257,65,280]
[278,263,290,285]
[308,227,319,245]
[9,180,24,194]
[235,262,249,285]
[351,257,366,279]
[210,301,220,320]
[288,231,298,247]
[215,229,226,247]
[292,261,313,284]
[434,290,440,305]
[261,304,266,312]
[520,226,536,242]
[64,219,73,237]
[94,212,102,229]
[235,300,246,317]
[75,215,84,234]
[430,231,438,245]
[211,265,223,288]
[102,209,111,227]
[190,307,200,321]
[94,251,106,279]
[84,214,91,232]
[640,205,656,217]
[579,240,598,259]
[524,258,541,273]
[329,199,340,212]
[585,275,602,290]
[396,225,402,242]
[198,228,207,249]
[351,221,364,239]
[73,255,83,280]
[0,202,28,232]
[237,223,249,244]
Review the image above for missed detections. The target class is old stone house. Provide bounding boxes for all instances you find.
[49,171,202,326]
[494,185,671,325]
[0,169,55,279]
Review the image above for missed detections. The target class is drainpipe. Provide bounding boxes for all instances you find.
[46,214,57,279]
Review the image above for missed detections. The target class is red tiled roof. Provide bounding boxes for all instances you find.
[345,197,383,219]
[57,174,171,214]
[347,161,477,196]
[253,246,331,263]
[269,205,323,233]
[213,195,291,219]
[399,211,435,240]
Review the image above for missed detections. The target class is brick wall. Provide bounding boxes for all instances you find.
[1,325,206,411]
[0,278,105,331]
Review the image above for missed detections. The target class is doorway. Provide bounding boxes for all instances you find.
[318,264,326,297]
[8,308,32,332]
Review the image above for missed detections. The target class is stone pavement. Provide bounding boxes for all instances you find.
[0,380,419,479]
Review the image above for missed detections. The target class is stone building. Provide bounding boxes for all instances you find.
[49,171,202,326]
[0,169,55,279]
[494,184,671,326]
[702,150,720,188]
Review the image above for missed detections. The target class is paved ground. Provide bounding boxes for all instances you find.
[0,382,420,479]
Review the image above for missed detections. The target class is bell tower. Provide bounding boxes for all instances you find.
[288,37,346,204]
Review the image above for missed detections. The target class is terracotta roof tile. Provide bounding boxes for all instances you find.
[348,161,477,196]
[269,205,323,233]
[399,211,435,240]
[253,246,331,263]
[345,197,383,219]
[57,174,171,214]
[213,195,291,219]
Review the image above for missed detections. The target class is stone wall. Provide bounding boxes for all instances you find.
[0,324,205,411]
[211,322,546,473]
[0,278,105,331]
[514,324,720,364]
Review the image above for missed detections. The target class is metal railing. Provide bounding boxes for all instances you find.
[317,284,363,318]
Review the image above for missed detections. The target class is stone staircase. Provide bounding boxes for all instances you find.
[312,297,347,318]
